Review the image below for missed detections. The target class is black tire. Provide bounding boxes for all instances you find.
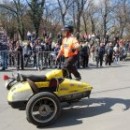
[26,92,61,127]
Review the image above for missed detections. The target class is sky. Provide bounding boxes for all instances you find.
[0,0,3,3]
[0,0,104,6]
[91,0,103,6]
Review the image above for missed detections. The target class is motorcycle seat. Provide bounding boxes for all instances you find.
[21,75,47,82]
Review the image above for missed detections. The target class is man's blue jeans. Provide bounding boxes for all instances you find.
[1,51,8,70]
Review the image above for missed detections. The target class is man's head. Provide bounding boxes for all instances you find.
[100,42,104,47]
[61,25,73,37]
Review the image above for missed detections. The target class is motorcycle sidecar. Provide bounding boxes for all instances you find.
[5,69,93,126]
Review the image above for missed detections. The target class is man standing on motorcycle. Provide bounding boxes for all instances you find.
[56,25,81,80]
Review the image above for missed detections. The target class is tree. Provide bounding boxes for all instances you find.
[56,0,73,26]
[26,0,45,38]
[0,0,27,40]
[41,3,61,37]
[92,0,115,42]
[114,0,130,38]
[1,0,130,40]
[0,13,17,40]
[74,0,88,32]
[82,0,97,34]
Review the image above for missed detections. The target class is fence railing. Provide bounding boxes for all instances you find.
[1,49,129,70]
[0,50,66,69]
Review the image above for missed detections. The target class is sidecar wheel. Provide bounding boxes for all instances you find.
[26,92,61,127]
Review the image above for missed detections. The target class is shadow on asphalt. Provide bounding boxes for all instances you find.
[39,97,130,129]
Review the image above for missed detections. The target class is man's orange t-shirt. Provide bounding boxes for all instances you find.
[59,36,79,58]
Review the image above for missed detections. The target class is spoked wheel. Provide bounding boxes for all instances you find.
[26,92,61,127]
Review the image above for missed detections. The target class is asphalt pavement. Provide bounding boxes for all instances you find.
[0,61,130,130]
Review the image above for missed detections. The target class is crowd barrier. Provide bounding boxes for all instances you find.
[0,50,66,69]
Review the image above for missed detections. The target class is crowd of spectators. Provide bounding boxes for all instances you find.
[0,31,130,71]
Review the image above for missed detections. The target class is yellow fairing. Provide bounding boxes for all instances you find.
[55,79,92,96]
[7,76,92,102]
[7,82,31,102]
[46,69,63,80]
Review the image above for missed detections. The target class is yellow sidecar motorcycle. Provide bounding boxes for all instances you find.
[3,69,93,126]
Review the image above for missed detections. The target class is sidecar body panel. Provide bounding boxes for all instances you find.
[7,82,33,102]
[46,69,63,80]
[7,69,93,108]
[56,78,92,96]
[55,78,92,101]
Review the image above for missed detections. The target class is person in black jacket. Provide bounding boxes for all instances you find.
[33,39,43,69]
[15,41,24,70]
[80,42,90,68]
[0,42,8,70]
[23,41,32,67]
[105,42,114,66]
[95,43,105,67]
